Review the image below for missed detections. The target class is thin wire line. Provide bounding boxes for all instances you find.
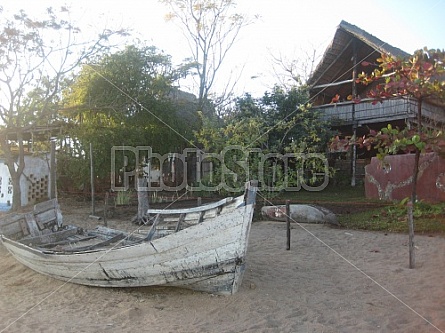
[257,192,444,333]
[246,41,382,149]
[0,189,191,333]
[83,64,199,150]
[2,46,205,333]
[0,23,427,333]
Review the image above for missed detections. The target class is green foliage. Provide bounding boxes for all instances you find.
[353,124,441,161]
[62,44,199,182]
[357,48,445,102]
[56,151,90,193]
[383,197,445,219]
[0,7,128,210]
[333,48,445,154]
[340,200,445,234]
[195,85,335,194]
[332,48,445,203]
[115,190,132,205]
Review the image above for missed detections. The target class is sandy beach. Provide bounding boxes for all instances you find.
[0,200,444,333]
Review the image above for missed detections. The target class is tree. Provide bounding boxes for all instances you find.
[62,44,199,223]
[161,0,253,113]
[0,6,128,210]
[269,48,319,89]
[355,49,445,203]
[332,48,445,268]
[62,44,198,179]
[195,85,334,193]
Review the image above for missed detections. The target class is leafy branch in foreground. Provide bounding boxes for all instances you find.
[331,48,445,203]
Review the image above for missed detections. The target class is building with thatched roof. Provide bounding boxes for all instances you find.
[308,20,445,185]
[309,20,408,105]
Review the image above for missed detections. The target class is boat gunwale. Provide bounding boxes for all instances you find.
[145,196,236,215]
[0,181,258,294]
[0,194,250,256]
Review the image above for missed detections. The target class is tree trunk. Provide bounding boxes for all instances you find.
[407,97,423,269]
[132,175,150,224]
[407,200,415,268]
[411,149,420,204]
[411,97,423,203]
[408,149,419,269]
[11,172,22,211]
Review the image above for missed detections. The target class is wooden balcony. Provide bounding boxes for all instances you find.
[314,98,445,127]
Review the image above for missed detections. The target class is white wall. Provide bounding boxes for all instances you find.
[0,155,51,207]
[0,162,13,206]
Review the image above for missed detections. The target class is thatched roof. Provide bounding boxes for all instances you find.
[337,20,408,58]
[308,21,410,105]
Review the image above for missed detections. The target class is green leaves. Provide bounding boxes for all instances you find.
[347,48,445,165]
[62,44,200,180]
[195,85,334,193]
[358,49,445,102]
[337,124,445,162]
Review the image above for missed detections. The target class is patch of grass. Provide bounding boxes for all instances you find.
[339,201,445,235]
[261,182,445,235]
[273,183,371,203]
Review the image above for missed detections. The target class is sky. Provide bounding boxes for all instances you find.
[3,0,445,98]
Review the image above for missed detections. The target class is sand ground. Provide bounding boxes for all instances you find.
[0,200,444,333]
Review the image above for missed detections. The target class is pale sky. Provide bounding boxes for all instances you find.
[3,0,445,97]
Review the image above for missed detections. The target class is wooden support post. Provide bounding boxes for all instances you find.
[146,214,162,241]
[175,213,186,232]
[49,140,56,199]
[103,192,109,227]
[197,197,202,206]
[351,39,358,187]
[198,211,205,223]
[351,124,357,187]
[407,201,415,268]
[286,200,291,250]
[89,143,101,220]
[90,142,95,215]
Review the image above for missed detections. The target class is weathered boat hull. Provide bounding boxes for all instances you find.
[2,206,251,294]
[0,182,257,295]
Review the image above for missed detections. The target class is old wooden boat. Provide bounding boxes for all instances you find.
[0,182,257,295]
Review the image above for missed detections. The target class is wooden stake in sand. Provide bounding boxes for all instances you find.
[286,200,291,250]
[89,143,101,220]
[407,200,415,269]
[90,143,95,215]
[103,191,109,227]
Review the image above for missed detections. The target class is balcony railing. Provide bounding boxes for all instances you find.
[314,98,444,126]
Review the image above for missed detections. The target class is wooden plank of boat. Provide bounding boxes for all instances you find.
[0,213,28,239]
[25,213,40,237]
[0,198,63,241]
[18,226,81,247]
[175,213,186,232]
[35,234,98,248]
[1,208,248,291]
[146,197,234,215]
[0,181,258,295]
[146,214,163,241]
[50,233,126,253]
[144,197,237,224]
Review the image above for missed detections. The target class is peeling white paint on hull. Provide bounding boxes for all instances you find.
[0,182,257,295]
